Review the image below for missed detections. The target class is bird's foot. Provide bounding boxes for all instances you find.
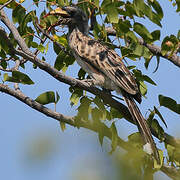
[81,79,96,86]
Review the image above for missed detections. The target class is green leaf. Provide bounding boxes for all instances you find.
[0,33,10,54]
[59,121,66,132]
[107,5,119,23]
[70,89,83,106]
[134,22,153,40]
[54,50,75,72]
[94,0,99,8]
[24,33,33,48]
[176,0,180,12]
[150,119,165,141]
[78,68,86,80]
[101,0,111,9]
[77,96,92,121]
[154,149,163,169]
[54,51,65,71]
[126,31,138,42]
[130,43,143,57]
[110,107,123,119]
[154,106,167,128]
[167,144,175,163]
[37,44,45,53]
[70,93,80,106]
[12,5,26,24]
[4,71,34,85]
[139,81,147,96]
[161,35,178,56]
[177,30,180,40]
[54,35,68,48]
[133,69,156,86]
[147,110,155,123]
[153,56,160,73]
[55,91,60,104]
[20,11,33,34]
[0,60,7,69]
[93,96,105,110]
[110,122,118,154]
[159,95,180,114]
[4,73,16,82]
[13,71,34,85]
[151,30,160,41]
[92,107,101,122]
[142,47,153,59]
[128,132,143,144]
[45,42,49,54]
[31,42,38,48]
[129,43,152,59]
[133,0,145,17]
[143,75,156,85]
[144,57,151,69]
[118,20,132,33]
[121,46,133,57]
[35,91,55,105]
[149,0,163,19]
[0,49,6,58]
[53,42,61,55]
[125,2,136,17]
[102,0,119,23]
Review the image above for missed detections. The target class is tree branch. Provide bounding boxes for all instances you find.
[138,38,180,68]
[105,27,180,68]
[0,83,132,152]
[1,8,180,149]
[0,83,75,125]
[0,83,179,179]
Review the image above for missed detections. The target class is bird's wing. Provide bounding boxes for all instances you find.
[73,32,139,96]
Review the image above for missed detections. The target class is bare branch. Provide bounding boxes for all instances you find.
[0,83,75,125]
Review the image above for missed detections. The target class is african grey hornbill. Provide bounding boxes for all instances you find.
[47,6,160,163]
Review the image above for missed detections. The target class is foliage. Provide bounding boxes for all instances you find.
[0,0,180,179]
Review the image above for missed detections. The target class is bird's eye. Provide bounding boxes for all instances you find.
[69,10,76,17]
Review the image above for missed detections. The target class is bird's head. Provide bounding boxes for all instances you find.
[48,6,89,34]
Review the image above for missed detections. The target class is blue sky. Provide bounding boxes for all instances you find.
[0,1,180,180]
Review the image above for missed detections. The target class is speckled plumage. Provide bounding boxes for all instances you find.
[68,28,141,101]
[49,6,160,163]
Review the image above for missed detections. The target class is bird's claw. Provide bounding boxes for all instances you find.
[81,79,95,86]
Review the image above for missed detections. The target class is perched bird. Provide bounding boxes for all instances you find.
[48,6,160,163]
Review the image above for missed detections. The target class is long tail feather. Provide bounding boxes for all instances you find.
[123,92,160,164]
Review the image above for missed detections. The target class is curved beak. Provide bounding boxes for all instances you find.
[43,7,70,18]
[49,7,69,17]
